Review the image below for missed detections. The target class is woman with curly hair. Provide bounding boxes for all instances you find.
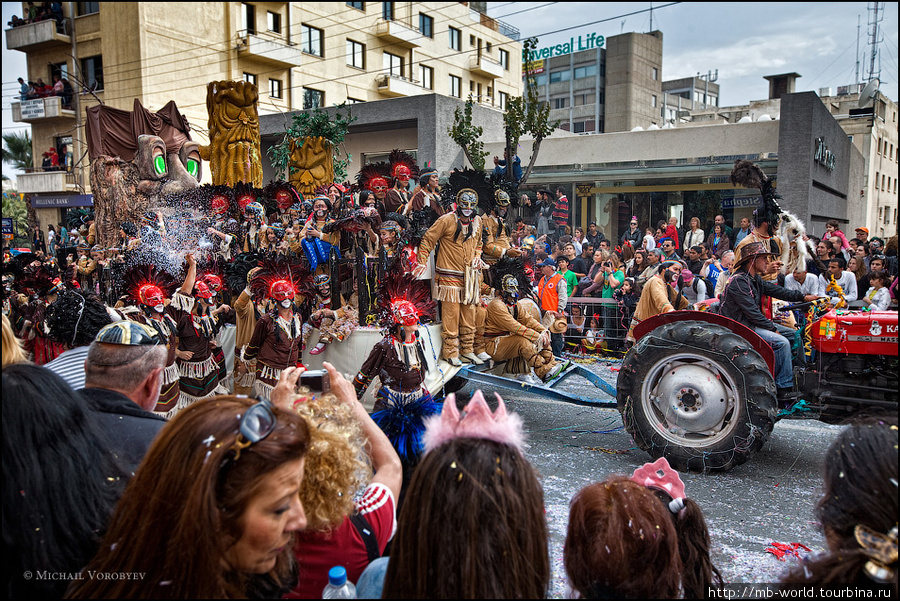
[273,362,401,599]
[43,289,115,390]
[781,415,897,595]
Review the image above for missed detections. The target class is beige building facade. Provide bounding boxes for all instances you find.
[7,1,522,229]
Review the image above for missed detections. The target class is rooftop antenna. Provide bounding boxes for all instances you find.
[855,15,861,85]
[858,77,880,108]
[867,2,884,83]
[649,2,653,31]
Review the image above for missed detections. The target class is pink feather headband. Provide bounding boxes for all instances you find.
[422,390,526,453]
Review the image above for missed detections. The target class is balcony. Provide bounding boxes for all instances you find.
[5,19,70,52]
[374,19,422,48]
[11,96,76,124]
[236,32,303,67]
[468,55,504,79]
[16,169,78,195]
[376,73,425,98]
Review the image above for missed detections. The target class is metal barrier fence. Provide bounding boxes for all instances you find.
[560,296,631,355]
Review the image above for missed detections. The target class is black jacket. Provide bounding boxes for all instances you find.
[79,387,167,473]
[620,228,642,248]
[719,269,804,332]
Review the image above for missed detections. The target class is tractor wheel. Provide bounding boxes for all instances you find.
[617,320,776,472]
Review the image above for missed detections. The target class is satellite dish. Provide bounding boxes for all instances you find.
[858,78,880,108]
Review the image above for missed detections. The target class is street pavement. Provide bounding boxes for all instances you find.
[453,359,844,598]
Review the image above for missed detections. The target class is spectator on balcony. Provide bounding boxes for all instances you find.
[492,150,522,185]
[52,74,64,97]
[8,15,26,28]
[47,147,60,171]
[17,78,31,101]
[59,78,74,108]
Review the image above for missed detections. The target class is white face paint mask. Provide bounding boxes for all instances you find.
[153,303,165,313]
[316,210,326,219]
[280,299,293,309]
[461,208,474,218]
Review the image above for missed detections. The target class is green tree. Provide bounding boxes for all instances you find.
[504,38,559,186]
[1,130,33,172]
[2,190,31,248]
[447,95,489,170]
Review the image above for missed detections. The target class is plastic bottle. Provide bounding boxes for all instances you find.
[322,566,357,599]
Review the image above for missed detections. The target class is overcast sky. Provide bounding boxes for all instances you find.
[2,2,897,181]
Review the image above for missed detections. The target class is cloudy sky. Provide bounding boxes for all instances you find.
[2,2,897,180]
[486,1,898,106]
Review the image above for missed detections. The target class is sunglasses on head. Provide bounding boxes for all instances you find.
[226,397,277,462]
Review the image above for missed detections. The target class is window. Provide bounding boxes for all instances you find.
[50,62,69,82]
[573,64,596,79]
[499,91,508,110]
[573,121,586,133]
[652,95,658,108]
[241,3,255,35]
[553,97,569,109]
[347,40,365,69]
[549,70,571,83]
[269,78,282,99]
[450,75,461,98]
[652,67,659,80]
[81,56,103,91]
[499,49,509,70]
[486,42,492,53]
[419,13,433,38]
[300,24,323,57]
[347,97,365,104]
[243,72,257,86]
[266,11,280,33]
[598,91,605,104]
[449,27,461,51]
[346,1,364,10]
[77,2,99,15]
[303,88,324,109]
[470,34,476,47]
[382,2,393,21]
[383,52,403,77]
[419,65,434,90]
[532,74,547,86]
[470,80,475,94]
[574,92,595,106]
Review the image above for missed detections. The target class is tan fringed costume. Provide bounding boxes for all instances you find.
[417,212,488,360]
[483,297,558,379]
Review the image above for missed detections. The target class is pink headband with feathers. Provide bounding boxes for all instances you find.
[422,390,526,453]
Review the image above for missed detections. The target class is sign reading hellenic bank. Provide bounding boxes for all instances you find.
[525,32,605,61]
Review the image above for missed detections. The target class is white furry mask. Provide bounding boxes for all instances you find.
[777,211,813,274]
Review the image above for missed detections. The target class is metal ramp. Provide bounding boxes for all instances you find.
[457,360,618,408]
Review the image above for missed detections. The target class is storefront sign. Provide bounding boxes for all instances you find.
[527,59,544,75]
[525,32,605,61]
[1,217,13,237]
[31,194,93,208]
[814,137,836,172]
[721,196,763,209]
[19,98,45,119]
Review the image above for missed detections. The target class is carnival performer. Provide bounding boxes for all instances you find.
[357,162,392,220]
[409,167,444,215]
[226,252,264,394]
[483,260,566,382]
[71,242,97,292]
[413,169,491,366]
[240,200,267,253]
[15,266,66,364]
[119,264,181,417]
[243,256,308,398]
[354,273,440,469]
[299,195,340,276]
[168,253,229,409]
[303,273,360,355]
[384,150,418,214]
[482,187,522,266]
[626,259,691,343]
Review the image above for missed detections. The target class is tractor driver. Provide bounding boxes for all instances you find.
[718,242,819,406]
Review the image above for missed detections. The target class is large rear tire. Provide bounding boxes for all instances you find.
[617,320,776,472]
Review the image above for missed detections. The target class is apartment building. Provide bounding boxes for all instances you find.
[6,1,522,227]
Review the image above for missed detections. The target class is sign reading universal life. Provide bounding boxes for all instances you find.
[524,32,605,61]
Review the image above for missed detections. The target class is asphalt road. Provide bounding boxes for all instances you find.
[452,360,845,598]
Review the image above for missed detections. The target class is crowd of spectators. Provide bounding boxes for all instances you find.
[17,75,74,108]
[7,2,65,31]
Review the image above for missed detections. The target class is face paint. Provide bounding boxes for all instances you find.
[280,299,293,309]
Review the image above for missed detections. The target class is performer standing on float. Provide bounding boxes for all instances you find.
[408,168,444,215]
[413,171,491,366]
[243,257,306,398]
[168,253,229,409]
[120,264,181,417]
[384,150,418,214]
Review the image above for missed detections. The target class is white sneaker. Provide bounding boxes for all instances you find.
[476,351,492,362]
[542,362,566,383]
[461,352,484,365]
[447,356,462,367]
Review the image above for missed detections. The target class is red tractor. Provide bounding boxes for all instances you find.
[616,301,899,472]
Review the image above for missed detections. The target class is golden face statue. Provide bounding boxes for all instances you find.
[201,80,262,187]
[289,136,333,198]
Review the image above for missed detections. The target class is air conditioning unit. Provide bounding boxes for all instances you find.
[819,87,832,97]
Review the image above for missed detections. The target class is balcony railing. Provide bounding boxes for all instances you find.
[236,31,303,67]
[17,169,77,195]
[11,96,76,124]
[374,19,422,47]
[468,55,504,79]
[5,18,70,52]
[375,73,425,98]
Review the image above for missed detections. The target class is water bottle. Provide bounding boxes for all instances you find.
[322,566,357,599]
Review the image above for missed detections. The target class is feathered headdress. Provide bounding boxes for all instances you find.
[356,162,392,192]
[248,255,313,303]
[264,180,303,212]
[225,252,262,295]
[16,264,63,297]
[375,271,436,330]
[234,181,263,214]
[489,170,520,207]
[66,208,94,232]
[730,159,782,228]
[488,257,536,301]
[422,390,526,453]
[121,264,179,305]
[321,208,380,234]
[196,184,236,218]
[388,149,419,183]
[442,167,493,213]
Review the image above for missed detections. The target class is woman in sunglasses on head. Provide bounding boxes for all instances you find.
[67,394,310,599]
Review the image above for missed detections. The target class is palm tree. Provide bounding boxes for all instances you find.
[2,131,33,172]
[2,191,31,248]
[2,130,36,229]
